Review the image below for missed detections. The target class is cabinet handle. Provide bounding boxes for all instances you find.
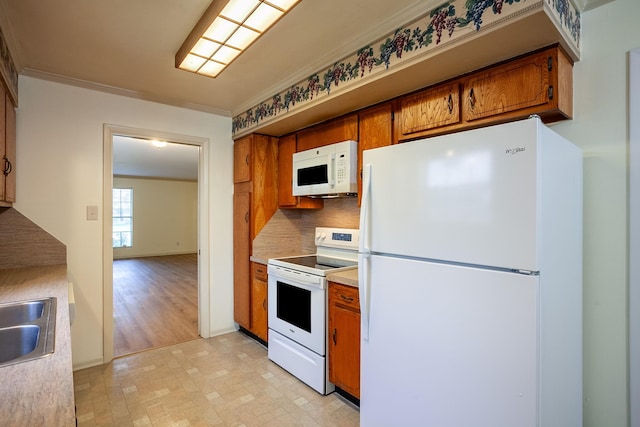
[244,212,249,223]
[245,154,249,165]
[468,88,476,110]
[333,328,337,345]
[3,157,11,176]
[340,294,354,302]
[447,93,453,114]
[263,299,267,310]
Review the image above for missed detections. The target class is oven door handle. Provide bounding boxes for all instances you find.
[269,270,325,290]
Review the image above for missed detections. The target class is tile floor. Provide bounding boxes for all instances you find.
[73,332,360,426]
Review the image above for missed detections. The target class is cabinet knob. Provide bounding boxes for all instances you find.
[244,212,249,223]
[333,328,337,345]
[447,93,453,114]
[245,154,249,165]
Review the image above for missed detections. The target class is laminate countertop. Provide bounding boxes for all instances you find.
[0,264,75,427]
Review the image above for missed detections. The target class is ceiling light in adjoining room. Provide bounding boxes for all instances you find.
[176,0,301,78]
[151,140,167,148]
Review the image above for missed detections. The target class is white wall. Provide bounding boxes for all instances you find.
[550,0,637,424]
[15,76,234,368]
[113,177,198,259]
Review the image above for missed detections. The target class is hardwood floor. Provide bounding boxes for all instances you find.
[113,253,198,357]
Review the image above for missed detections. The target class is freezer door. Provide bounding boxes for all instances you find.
[360,255,538,427]
[361,118,544,271]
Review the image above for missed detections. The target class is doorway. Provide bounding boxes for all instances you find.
[103,124,211,363]
[111,136,199,356]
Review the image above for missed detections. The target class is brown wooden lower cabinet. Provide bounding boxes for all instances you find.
[250,262,268,342]
[328,281,360,399]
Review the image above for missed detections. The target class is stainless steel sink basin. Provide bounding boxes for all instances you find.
[0,300,45,328]
[0,298,56,368]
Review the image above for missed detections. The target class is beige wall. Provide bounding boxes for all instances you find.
[15,76,234,369]
[113,177,198,259]
[551,0,637,424]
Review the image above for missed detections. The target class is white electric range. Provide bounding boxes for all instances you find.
[267,227,359,395]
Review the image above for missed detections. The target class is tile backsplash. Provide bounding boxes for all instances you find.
[252,197,359,260]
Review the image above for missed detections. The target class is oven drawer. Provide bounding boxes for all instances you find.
[329,282,360,311]
[268,329,333,395]
[252,263,268,282]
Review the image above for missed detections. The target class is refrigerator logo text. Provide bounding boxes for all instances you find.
[505,146,526,155]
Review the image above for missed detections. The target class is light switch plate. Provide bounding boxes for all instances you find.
[86,205,99,220]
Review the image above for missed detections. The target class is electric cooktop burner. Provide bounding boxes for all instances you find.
[276,255,358,271]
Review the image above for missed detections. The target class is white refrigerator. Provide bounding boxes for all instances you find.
[358,117,582,427]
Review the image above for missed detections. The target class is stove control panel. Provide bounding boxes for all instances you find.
[315,227,359,250]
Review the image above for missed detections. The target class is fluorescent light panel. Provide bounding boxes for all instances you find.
[177,0,300,78]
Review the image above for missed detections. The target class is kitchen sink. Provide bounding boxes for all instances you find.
[0,298,56,368]
[0,300,45,328]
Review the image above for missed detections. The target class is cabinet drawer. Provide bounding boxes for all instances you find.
[329,283,360,311]
[252,262,268,282]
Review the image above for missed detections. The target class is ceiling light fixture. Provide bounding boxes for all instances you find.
[151,140,167,148]
[176,0,301,79]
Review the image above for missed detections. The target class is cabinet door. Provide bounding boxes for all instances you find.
[358,103,393,206]
[250,262,268,342]
[296,113,358,152]
[250,135,279,239]
[398,83,460,139]
[233,191,251,329]
[0,84,6,202]
[277,134,323,209]
[328,282,361,399]
[234,135,251,183]
[4,94,15,203]
[463,51,551,122]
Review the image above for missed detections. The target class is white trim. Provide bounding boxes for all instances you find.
[630,47,639,427]
[102,124,210,363]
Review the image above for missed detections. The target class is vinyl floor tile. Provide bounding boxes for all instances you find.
[74,331,359,426]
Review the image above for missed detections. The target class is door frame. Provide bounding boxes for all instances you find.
[630,48,639,427]
[102,124,210,363]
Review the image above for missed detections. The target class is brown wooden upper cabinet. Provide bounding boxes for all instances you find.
[0,83,16,206]
[357,103,394,205]
[296,113,358,152]
[398,82,461,136]
[395,45,573,142]
[233,136,252,184]
[462,45,573,124]
[277,133,323,209]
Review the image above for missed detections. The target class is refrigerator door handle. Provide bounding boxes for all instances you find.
[358,252,371,341]
[359,163,372,254]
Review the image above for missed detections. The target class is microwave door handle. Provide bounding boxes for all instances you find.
[329,153,336,187]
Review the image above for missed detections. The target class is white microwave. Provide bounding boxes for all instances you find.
[292,140,358,198]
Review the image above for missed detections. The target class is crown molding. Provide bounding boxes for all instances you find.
[21,68,232,117]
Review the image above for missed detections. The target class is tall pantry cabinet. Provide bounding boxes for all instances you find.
[233,134,278,332]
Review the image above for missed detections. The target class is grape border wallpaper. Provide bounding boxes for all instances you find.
[231,0,581,137]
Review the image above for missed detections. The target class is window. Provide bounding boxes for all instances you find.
[113,188,133,248]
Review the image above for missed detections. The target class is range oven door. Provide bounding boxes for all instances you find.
[267,264,327,356]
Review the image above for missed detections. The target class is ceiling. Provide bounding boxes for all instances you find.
[113,136,199,181]
[0,0,613,180]
[0,0,611,117]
